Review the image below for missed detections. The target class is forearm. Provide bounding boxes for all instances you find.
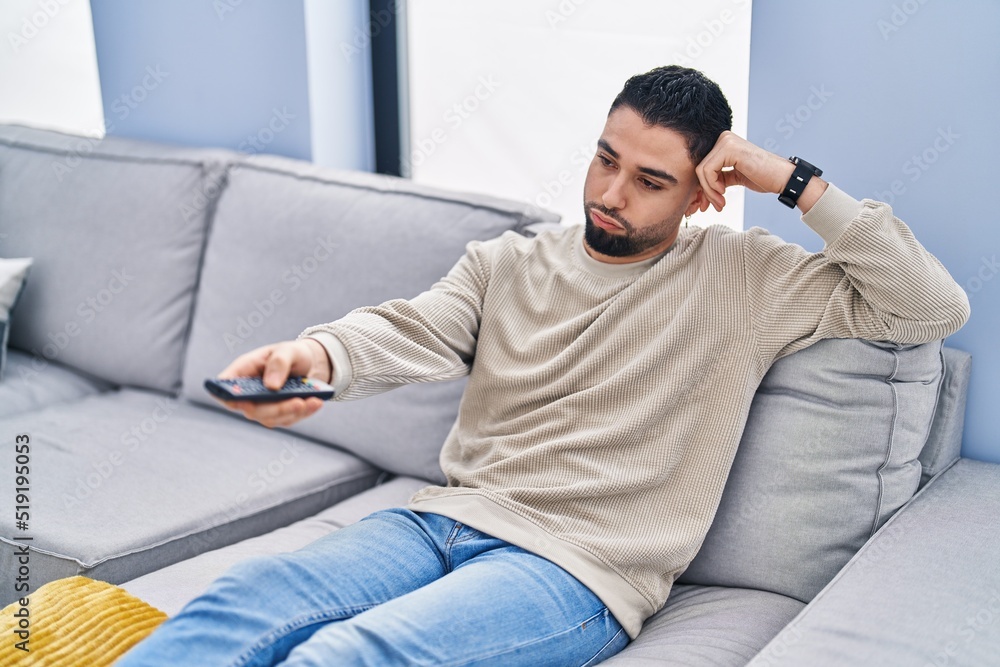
[299,299,476,401]
[825,197,969,341]
[297,241,489,400]
[746,185,970,360]
[804,185,968,342]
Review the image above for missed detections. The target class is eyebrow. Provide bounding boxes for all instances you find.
[597,139,678,185]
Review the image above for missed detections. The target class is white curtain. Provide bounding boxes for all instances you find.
[407,0,752,230]
[0,0,104,136]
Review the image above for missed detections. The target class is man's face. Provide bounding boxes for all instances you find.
[582,106,706,263]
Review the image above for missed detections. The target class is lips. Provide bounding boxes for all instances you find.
[591,209,623,231]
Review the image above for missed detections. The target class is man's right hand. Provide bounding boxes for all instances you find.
[213,338,333,429]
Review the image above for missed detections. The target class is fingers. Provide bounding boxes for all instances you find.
[218,344,276,380]
[220,397,324,429]
[217,341,310,389]
[213,340,326,428]
[262,345,297,390]
[696,131,781,212]
[695,140,728,213]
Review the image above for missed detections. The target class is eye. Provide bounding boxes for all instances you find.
[639,178,662,192]
[598,154,615,168]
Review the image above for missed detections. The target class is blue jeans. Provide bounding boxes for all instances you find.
[116,508,629,666]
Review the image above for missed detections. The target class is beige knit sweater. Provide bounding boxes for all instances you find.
[301,185,969,638]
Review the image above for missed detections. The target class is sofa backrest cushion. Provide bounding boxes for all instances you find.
[0,257,32,381]
[181,154,559,483]
[918,346,971,487]
[678,338,945,603]
[0,125,231,393]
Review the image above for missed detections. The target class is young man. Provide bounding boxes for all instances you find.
[119,66,969,666]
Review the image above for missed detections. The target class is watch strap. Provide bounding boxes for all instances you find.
[778,157,822,208]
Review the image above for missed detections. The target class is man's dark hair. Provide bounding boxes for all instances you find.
[609,65,733,165]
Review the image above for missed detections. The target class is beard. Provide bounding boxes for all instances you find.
[583,201,680,258]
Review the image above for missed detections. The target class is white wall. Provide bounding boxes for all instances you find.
[406,0,752,229]
[0,0,103,136]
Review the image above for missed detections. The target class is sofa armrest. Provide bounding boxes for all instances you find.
[746,458,1000,667]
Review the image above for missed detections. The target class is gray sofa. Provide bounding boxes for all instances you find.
[1,124,997,666]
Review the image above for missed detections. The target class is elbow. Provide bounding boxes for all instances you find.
[877,288,971,344]
[911,288,971,342]
[942,287,972,336]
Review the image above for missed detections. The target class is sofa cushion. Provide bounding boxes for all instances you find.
[603,585,805,666]
[0,348,114,419]
[746,459,1000,667]
[0,124,232,393]
[120,476,429,616]
[918,346,972,487]
[0,257,31,380]
[181,153,559,483]
[678,338,944,603]
[0,388,381,605]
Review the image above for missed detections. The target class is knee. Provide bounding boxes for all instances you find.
[223,553,286,582]
[283,620,403,666]
[201,553,297,603]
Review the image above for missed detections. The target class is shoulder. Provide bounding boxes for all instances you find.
[488,224,576,255]
[679,223,752,256]
[462,225,576,271]
[676,224,814,270]
[697,223,804,255]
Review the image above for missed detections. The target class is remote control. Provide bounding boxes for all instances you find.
[204,376,335,403]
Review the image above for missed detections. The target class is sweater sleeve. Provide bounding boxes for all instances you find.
[743,184,970,364]
[297,238,493,400]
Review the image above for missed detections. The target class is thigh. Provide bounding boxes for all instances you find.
[117,508,451,667]
[280,541,630,667]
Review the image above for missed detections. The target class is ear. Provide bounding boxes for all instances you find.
[686,187,710,216]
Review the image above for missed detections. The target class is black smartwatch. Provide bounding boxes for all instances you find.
[777,156,823,208]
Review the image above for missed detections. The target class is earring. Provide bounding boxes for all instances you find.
[685,214,690,229]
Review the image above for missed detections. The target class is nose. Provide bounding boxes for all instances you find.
[602,173,627,211]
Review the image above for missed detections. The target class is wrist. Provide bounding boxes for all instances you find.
[795,176,828,214]
[302,338,333,384]
[772,158,797,195]
[776,156,825,213]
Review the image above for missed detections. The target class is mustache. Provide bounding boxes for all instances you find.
[585,202,632,231]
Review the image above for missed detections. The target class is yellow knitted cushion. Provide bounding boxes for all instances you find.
[0,575,166,666]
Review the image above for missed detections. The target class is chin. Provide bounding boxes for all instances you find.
[584,220,635,257]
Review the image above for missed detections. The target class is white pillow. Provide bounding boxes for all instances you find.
[0,257,33,380]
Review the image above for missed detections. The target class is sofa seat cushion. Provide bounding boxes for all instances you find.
[603,585,805,666]
[747,459,1000,667]
[0,124,233,393]
[0,389,380,605]
[180,153,559,484]
[120,476,430,616]
[679,338,946,603]
[0,348,114,418]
